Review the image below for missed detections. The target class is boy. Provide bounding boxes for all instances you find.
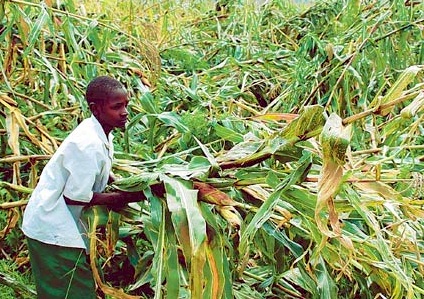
[22,76,143,298]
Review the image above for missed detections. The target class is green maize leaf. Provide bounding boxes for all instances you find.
[216,134,264,163]
[124,236,140,268]
[273,143,304,163]
[160,174,207,297]
[261,222,303,258]
[149,196,166,299]
[161,174,206,260]
[128,250,154,292]
[214,124,244,143]
[204,232,229,299]
[22,6,49,57]
[161,156,211,180]
[111,171,159,192]
[199,203,233,298]
[315,255,338,299]
[369,65,422,116]
[181,83,201,102]
[320,113,351,165]
[345,186,421,296]
[280,105,326,140]
[81,205,110,228]
[239,152,312,266]
[61,18,80,53]
[156,111,190,133]
[280,267,317,296]
[139,92,159,114]
[282,186,317,216]
[192,136,220,174]
[400,91,424,119]
[39,52,60,99]
[164,210,180,299]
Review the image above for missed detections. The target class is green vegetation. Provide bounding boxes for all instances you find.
[1,0,424,298]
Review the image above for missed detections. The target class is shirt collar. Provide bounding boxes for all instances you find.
[90,114,114,149]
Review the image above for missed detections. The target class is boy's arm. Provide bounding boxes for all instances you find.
[108,172,117,184]
[64,190,145,207]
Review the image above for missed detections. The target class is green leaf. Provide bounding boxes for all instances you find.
[315,255,338,299]
[149,196,166,299]
[139,92,159,114]
[239,152,312,264]
[161,174,206,259]
[156,111,189,133]
[164,210,180,299]
[214,124,244,143]
[22,6,49,57]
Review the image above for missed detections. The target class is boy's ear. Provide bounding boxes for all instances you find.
[89,102,99,116]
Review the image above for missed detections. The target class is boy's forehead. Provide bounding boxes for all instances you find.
[107,88,128,99]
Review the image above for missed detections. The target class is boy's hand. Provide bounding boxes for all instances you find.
[117,190,146,204]
[108,191,145,210]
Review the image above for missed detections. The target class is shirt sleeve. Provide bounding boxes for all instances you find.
[62,141,104,203]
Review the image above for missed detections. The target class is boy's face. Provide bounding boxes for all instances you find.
[91,88,129,134]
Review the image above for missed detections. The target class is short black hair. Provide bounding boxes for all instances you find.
[85,76,125,105]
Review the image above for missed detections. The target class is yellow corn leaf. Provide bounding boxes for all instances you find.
[0,200,29,209]
[88,207,141,299]
[5,108,21,184]
[0,209,20,239]
[0,94,54,154]
[190,240,207,299]
[355,181,403,201]
[204,241,224,299]
[5,108,20,156]
[316,114,352,239]
[0,182,33,194]
[252,112,298,123]
[106,211,121,257]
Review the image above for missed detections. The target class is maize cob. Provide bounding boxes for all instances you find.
[216,205,242,229]
[193,181,237,206]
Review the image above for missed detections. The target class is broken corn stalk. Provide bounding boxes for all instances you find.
[400,91,424,118]
[370,65,422,116]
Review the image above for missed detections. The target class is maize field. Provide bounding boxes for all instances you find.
[1,0,424,298]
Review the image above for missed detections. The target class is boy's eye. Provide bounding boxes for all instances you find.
[112,104,125,110]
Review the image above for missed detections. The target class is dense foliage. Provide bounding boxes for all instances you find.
[1,0,424,298]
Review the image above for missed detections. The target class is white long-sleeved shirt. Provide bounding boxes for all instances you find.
[22,115,114,249]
